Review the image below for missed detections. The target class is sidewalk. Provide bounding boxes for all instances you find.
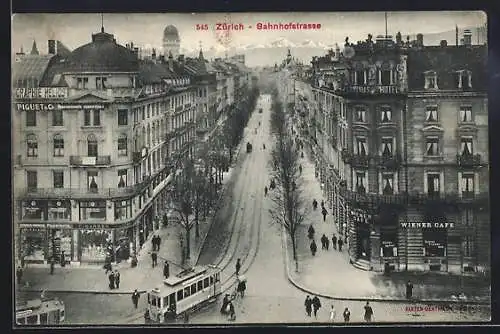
[283,150,491,303]
[19,167,236,295]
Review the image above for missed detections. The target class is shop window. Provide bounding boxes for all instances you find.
[87,171,98,193]
[459,106,473,123]
[381,137,393,156]
[382,173,394,195]
[87,134,98,157]
[114,199,132,221]
[27,170,37,189]
[22,228,46,260]
[79,200,106,221]
[53,171,64,188]
[425,137,440,156]
[22,200,46,220]
[118,109,128,126]
[426,173,441,197]
[26,110,36,127]
[118,135,128,156]
[48,200,71,220]
[460,173,475,198]
[380,229,398,257]
[40,313,48,324]
[27,134,38,157]
[460,137,473,156]
[356,172,366,194]
[423,227,446,257]
[79,229,112,261]
[380,107,392,122]
[52,110,64,126]
[355,137,367,156]
[27,315,38,324]
[425,106,438,122]
[53,134,64,157]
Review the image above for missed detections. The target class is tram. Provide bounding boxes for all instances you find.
[16,297,65,325]
[146,265,222,323]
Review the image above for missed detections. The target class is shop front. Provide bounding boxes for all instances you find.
[47,224,73,265]
[77,200,110,263]
[423,207,449,272]
[20,224,47,264]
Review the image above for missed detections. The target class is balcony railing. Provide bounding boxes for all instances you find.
[374,153,402,169]
[457,153,482,167]
[70,155,111,166]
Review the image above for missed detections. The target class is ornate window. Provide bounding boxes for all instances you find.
[355,137,368,156]
[425,106,438,122]
[53,134,64,157]
[424,71,438,89]
[355,172,366,194]
[425,136,440,156]
[118,134,128,156]
[380,106,392,122]
[460,137,473,155]
[354,106,366,122]
[27,134,38,157]
[459,106,473,123]
[460,173,475,198]
[381,137,393,156]
[382,173,394,195]
[87,134,98,157]
[118,169,127,188]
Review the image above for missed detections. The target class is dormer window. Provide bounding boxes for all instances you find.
[459,106,473,123]
[424,71,438,89]
[76,77,88,89]
[380,107,392,122]
[425,106,438,122]
[354,107,366,122]
[456,70,472,89]
[96,77,107,90]
[355,69,366,85]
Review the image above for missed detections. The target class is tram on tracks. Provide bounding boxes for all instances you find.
[16,297,65,325]
[145,265,222,323]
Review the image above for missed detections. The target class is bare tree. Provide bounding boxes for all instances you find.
[192,168,209,239]
[268,93,307,272]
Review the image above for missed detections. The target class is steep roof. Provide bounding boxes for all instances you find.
[56,41,72,57]
[407,45,487,92]
[13,55,54,87]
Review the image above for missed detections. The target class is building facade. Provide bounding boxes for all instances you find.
[279,31,489,275]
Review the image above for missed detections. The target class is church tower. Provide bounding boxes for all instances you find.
[163,25,180,59]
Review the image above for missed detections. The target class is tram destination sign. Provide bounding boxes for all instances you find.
[15,87,68,99]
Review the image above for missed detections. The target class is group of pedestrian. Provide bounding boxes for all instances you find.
[304,296,374,322]
[108,270,121,290]
[152,235,162,251]
[151,251,158,268]
[310,233,343,256]
[220,294,236,321]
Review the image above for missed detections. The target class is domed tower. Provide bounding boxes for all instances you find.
[163,25,180,59]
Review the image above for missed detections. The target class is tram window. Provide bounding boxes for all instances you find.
[27,314,38,324]
[152,298,157,306]
[191,284,197,295]
[147,293,150,303]
[184,287,191,298]
[163,296,169,308]
[17,317,26,325]
[39,313,48,324]
[157,297,161,308]
[177,290,184,301]
[204,278,210,288]
[215,273,220,282]
[198,281,203,290]
[210,276,214,285]
[168,293,176,305]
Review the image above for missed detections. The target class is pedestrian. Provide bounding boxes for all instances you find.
[321,200,325,208]
[228,301,236,321]
[343,307,351,323]
[264,186,268,197]
[363,301,374,322]
[312,296,321,319]
[108,271,115,290]
[16,266,23,285]
[321,207,328,222]
[329,305,337,322]
[104,260,112,274]
[312,199,318,210]
[152,235,157,251]
[114,270,121,289]
[310,240,317,256]
[301,152,304,158]
[237,279,246,298]
[406,280,414,300]
[332,234,337,250]
[338,238,343,252]
[163,261,170,279]
[132,289,140,309]
[235,258,241,275]
[60,250,66,267]
[308,225,315,240]
[50,257,55,275]
[151,251,158,268]
[320,234,328,250]
[299,165,302,174]
[221,294,230,314]
[157,235,162,251]
[325,237,330,251]
[304,295,312,317]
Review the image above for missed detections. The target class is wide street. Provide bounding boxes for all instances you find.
[18,94,490,325]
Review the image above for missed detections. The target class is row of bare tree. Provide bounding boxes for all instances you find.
[268,88,308,271]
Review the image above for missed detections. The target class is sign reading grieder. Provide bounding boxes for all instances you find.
[15,87,68,99]
[16,103,105,111]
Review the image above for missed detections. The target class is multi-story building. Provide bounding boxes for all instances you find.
[279,30,489,275]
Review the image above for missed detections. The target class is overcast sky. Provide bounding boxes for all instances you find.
[12,11,486,54]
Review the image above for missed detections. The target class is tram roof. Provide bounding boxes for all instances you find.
[162,265,219,287]
[16,298,63,314]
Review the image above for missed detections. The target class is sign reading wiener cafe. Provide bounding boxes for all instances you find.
[16,103,105,112]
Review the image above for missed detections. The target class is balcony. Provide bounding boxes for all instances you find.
[132,147,149,164]
[339,85,402,97]
[374,153,402,170]
[341,150,370,168]
[457,153,482,168]
[70,155,111,167]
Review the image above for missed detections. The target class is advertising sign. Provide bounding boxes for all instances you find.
[16,103,106,111]
[15,87,68,99]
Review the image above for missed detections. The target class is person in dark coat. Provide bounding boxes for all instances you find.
[132,290,140,308]
[332,234,337,250]
[114,270,121,289]
[343,307,351,322]
[325,237,330,251]
[221,294,230,314]
[338,238,344,252]
[312,199,318,210]
[321,207,328,222]
[152,235,157,251]
[312,296,321,319]
[228,301,236,321]
[264,186,268,197]
[321,200,325,208]
[16,266,23,285]
[108,272,115,290]
[299,165,302,174]
[304,295,312,317]
[308,225,315,240]
[363,302,374,322]
[50,257,55,275]
[406,280,414,300]
[320,234,328,250]
[235,258,241,275]
[163,261,170,279]
[151,251,158,268]
[157,235,162,251]
[310,240,317,256]
[60,251,66,267]
[237,280,246,297]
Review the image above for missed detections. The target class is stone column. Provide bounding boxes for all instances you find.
[72,229,79,264]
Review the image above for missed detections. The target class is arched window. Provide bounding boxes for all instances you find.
[87,134,98,157]
[118,134,128,156]
[53,134,64,157]
[27,134,38,157]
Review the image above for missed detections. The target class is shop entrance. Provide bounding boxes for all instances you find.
[357,224,371,261]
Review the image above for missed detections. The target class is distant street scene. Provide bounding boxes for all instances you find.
[12,11,489,326]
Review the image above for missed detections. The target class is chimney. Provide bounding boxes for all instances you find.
[152,48,156,61]
[48,40,56,54]
[456,25,459,46]
[133,47,139,59]
[396,32,402,45]
[440,40,448,47]
[463,29,472,47]
[178,54,185,69]
[130,42,134,50]
[416,33,423,47]
[168,52,174,71]
[159,55,165,63]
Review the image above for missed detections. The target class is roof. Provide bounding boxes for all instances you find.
[65,31,139,73]
[407,45,487,91]
[56,41,72,57]
[39,55,70,87]
[12,55,55,87]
